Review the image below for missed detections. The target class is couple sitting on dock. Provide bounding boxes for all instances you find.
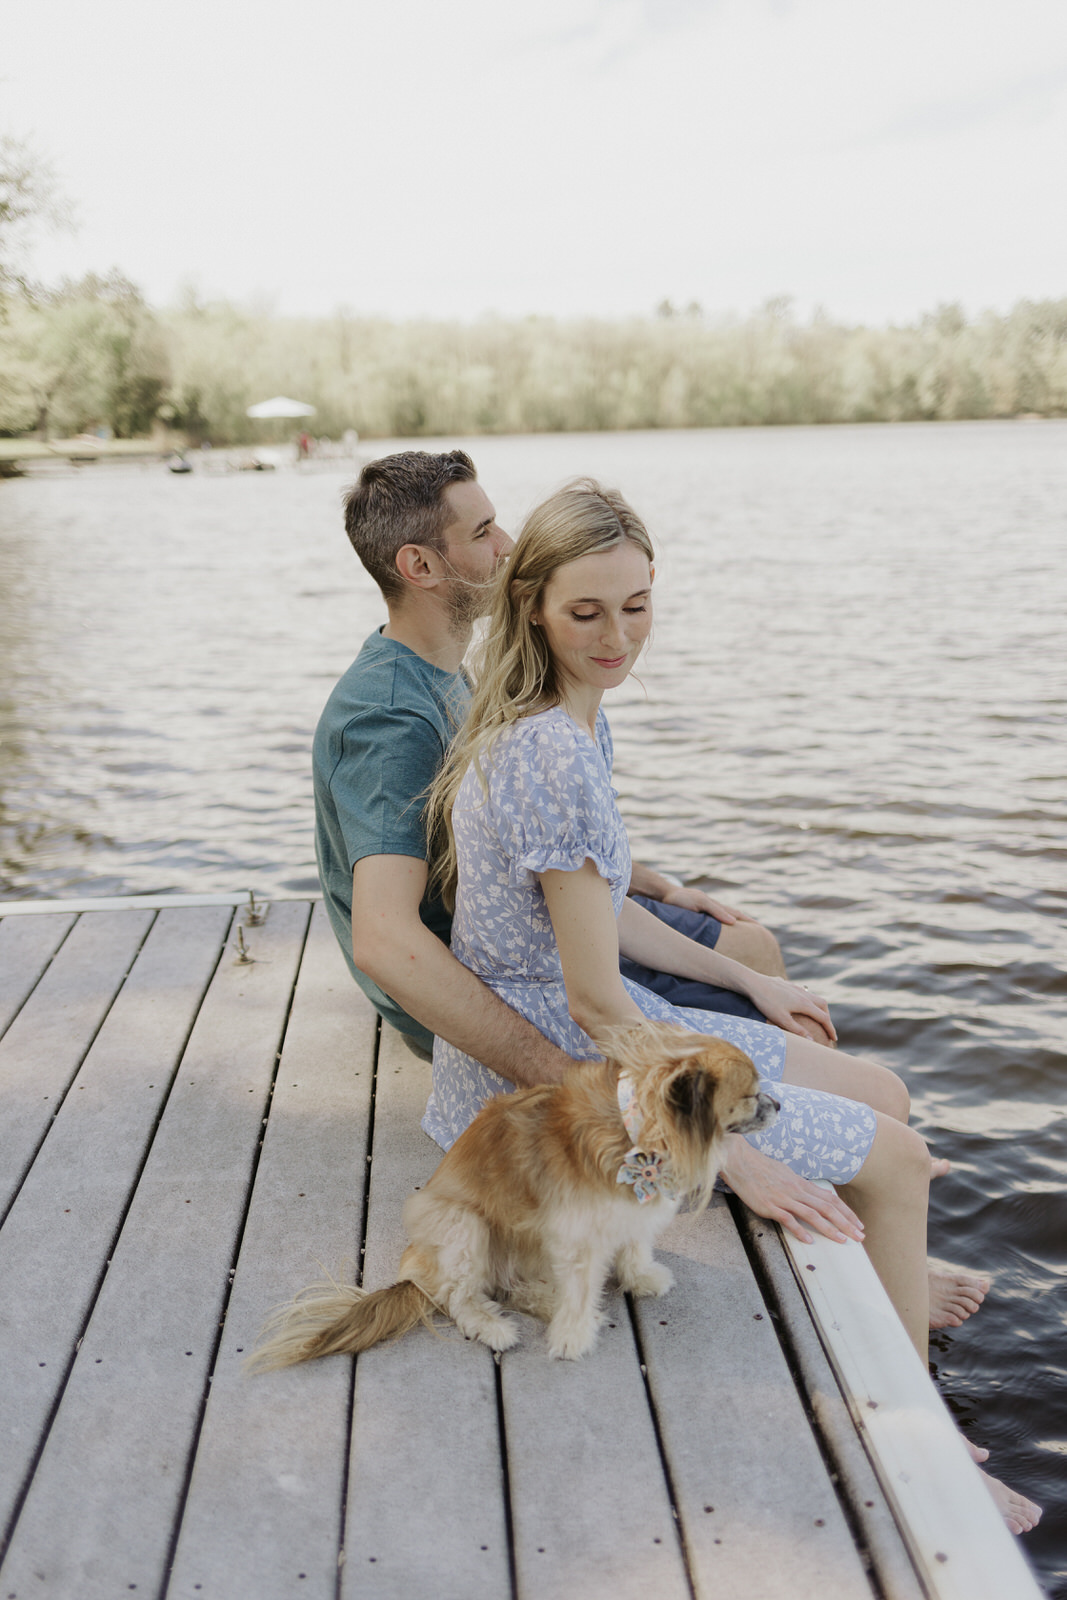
[313,449,1040,1535]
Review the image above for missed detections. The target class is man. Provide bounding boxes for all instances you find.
[314,449,831,1091]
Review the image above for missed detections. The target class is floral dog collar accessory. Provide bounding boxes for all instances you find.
[616,1072,677,1204]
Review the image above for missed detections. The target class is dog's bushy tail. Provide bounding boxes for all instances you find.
[246,1278,437,1373]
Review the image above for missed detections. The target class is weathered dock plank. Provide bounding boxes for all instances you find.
[501,1297,689,1600]
[737,1207,926,1600]
[0,909,154,1216]
[636,1203,875,1599]
[0,905,232,1548]
[0,911,75,1038]
[781,1214,1043,1600]
[0,902,310,1600]
[169,903,378,1600]
[341,1027,511,1600]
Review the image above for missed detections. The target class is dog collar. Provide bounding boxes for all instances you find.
[616,1072,676,1204]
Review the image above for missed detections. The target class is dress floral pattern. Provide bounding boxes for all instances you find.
[425,707,876,1184]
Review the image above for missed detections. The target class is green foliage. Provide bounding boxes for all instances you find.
[0,272,170,438]
[149,295,1067,443]
[0,134,73,304]
[3,277,1066,443]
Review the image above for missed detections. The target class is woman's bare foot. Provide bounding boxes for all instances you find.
[929,1262,991,1329]
[961,1436,990,1464]
[979,1469,1042,1535]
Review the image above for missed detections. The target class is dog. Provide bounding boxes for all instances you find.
[249,1022,779,1368]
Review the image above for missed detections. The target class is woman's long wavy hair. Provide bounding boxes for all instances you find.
[427,478,654,911]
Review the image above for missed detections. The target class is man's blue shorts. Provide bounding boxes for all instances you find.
[620,894,767,1022]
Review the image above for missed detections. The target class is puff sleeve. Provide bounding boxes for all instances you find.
[487,714,629,888]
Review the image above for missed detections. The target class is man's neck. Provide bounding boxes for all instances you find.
[381,600,471,674]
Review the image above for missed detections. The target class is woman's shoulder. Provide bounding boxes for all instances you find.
[490,707,601,767]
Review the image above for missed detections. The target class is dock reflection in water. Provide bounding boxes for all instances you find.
[1,420,1064,1591]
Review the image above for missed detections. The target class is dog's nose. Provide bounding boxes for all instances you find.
[756,1092,780,1125]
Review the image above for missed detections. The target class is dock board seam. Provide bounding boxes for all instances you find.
[0,914,78,1048]
[158,905,314,1600]
[493,1353,520,1600]
[0,910,235,1570]
[728,1196,888,1598]
[625,1291,699,1600]
[335,1010,382,1600]
[0,909,161,1236]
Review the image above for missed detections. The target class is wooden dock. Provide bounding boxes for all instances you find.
[0,897,1042,1600]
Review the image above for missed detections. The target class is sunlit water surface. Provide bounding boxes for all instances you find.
[2,422,1065,1590]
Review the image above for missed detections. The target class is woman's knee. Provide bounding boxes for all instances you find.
[871,1062,910,1123]
[856,1115,932,1194]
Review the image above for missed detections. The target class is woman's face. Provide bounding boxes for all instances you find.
[533,540,653,696]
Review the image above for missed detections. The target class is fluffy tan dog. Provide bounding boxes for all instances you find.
[250,1023,778,1367]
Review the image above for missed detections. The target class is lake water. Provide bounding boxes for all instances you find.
[2,421,1065,1590]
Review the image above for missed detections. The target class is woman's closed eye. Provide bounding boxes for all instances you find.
[570,605,647,621]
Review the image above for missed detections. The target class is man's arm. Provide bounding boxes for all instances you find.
[627,859,756,925]
[350,854,573,1087]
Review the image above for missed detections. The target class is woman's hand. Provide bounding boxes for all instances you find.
[658,883,758,925]
[741,972,837,1044]
[719,1136,864,1245]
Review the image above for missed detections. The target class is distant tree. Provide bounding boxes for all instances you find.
[1,271,169,437]
[0,134,73,303]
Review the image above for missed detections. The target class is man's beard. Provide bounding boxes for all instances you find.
[442,561,498,632]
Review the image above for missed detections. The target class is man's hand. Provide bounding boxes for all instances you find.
[657,882,760,925]
[719,1136,864,1245]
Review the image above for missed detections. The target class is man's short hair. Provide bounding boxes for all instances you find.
[343,449,477,602]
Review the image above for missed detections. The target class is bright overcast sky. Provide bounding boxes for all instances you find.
[4,0,1066,324]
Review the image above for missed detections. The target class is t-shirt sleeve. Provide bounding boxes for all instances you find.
[488,720,627,886]
[328,705,443,869]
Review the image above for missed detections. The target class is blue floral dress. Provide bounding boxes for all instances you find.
[425,707,876,1183]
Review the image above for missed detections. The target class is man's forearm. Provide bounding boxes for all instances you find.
[627,860,676,900]
[355,919,573,1088]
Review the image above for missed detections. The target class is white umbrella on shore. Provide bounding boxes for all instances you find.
[245,396,317,419]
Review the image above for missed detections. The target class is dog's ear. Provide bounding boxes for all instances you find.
[667,1066,718,1143]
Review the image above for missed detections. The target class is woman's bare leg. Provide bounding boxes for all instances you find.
[836,1111,932,1359]
[781,1034,910,1121]
[782,1037,990,1326]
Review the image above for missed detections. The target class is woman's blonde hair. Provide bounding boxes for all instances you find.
[427,478,654,910]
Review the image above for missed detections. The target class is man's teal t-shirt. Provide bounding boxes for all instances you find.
[313,629,470,1047]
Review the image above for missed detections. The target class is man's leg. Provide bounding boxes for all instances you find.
[621,896,834,1045]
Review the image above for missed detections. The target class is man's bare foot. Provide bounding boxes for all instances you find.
[979,1469,1042,1535]
[929,1262,991,1330]
[931,1156,951,1179]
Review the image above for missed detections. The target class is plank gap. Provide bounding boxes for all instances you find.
[493,1352,519,1600]
[0,910,236,1570]
[624,1290,699,1600]
[335,1010,382,1600]
[0,910,161,1234]
[0,913,78,1044]
[728,1195,887,1597]
[159,907,314,1600]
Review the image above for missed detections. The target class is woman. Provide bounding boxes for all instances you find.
[425,480,1038,1530]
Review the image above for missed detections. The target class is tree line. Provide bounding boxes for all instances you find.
[3,280,1065,445]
